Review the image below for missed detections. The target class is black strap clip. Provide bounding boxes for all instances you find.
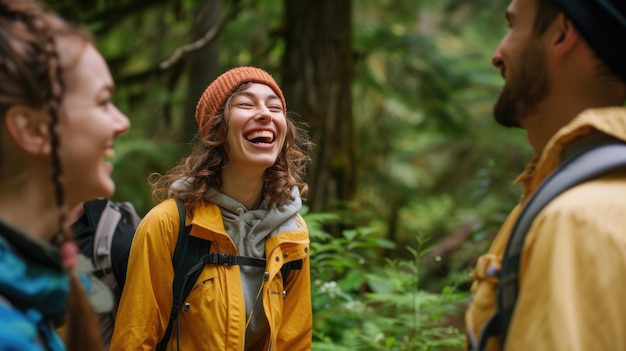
[208,253,237,266]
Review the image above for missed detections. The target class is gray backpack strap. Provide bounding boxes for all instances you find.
[93,201,122,290]
[116,201,142,229]
[494,140,626,348]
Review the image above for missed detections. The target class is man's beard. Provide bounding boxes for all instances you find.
[493,42,551,128]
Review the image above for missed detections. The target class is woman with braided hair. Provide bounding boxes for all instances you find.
[0,0,130,350]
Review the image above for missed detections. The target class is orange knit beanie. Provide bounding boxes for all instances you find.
[195,66,286,138]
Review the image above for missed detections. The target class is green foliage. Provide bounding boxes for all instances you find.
[306,211,468,351]
[349,0,530,291]
[41,0,532,346]
[110,136,183,215]
[45,0,530,259]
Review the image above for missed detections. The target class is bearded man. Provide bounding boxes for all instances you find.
[465,0,626,350]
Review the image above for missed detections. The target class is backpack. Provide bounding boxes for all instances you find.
[155,198,303,351]
[93,201,142,293]
[474,138,626,350]
[89,200,142,349]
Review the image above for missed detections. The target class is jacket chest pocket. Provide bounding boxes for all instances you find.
[177,265,228,348]
[183,265,222,317]
[185,264,220,297]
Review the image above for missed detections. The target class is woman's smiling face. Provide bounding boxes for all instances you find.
[57,43,129,207]
[224,83,287,174]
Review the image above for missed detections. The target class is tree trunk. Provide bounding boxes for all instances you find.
[183,0,221,146]
[282,0,355,213]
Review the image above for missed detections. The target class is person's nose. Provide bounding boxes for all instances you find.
[112,105,130,136]
[492,44,504,69]
[254,106,273,123]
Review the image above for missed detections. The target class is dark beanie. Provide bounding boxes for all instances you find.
[551,0,626,83]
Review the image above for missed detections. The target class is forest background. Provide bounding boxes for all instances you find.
[45,0,532,349]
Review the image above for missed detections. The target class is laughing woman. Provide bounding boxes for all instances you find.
[0,1,130,350]
[112,67,314,350]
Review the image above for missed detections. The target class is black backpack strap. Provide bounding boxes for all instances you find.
[156,198,211,351]
[493,141,626,348]
[202,252,265,267]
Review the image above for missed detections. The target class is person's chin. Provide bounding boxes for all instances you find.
[494,112,519,128]
[65,181,114,209]
[91,176,116,200]
[493,98,521,128]
[249,157,278,172]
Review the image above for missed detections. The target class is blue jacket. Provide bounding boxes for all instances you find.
[0,220,68,351]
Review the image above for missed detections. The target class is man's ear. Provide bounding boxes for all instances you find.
[4,105,51,156]
[552,13,581,57]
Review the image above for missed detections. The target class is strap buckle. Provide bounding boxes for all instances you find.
[205,252,267,267]
[209,253,237,266]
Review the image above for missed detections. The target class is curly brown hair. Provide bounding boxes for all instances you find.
[152,82,314,208]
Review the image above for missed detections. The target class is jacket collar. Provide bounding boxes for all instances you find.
[515,107,626,198]
[187,198,307,245]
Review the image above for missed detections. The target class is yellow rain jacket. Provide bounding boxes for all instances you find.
[110,199,312,351]
[466,107,626,351]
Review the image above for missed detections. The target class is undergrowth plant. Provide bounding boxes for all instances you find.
[304,209,468,351]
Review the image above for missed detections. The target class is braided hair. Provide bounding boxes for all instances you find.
[0,1,102,349]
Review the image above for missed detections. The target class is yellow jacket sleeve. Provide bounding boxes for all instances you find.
[110,199,179,350]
